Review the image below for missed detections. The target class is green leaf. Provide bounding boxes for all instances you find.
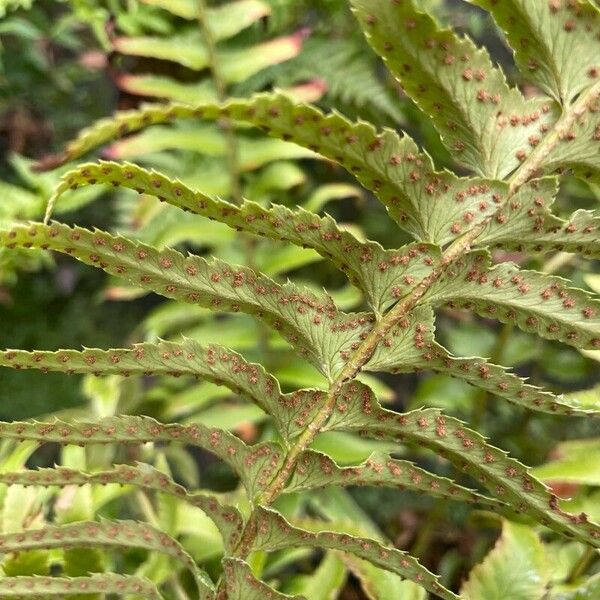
[53,160,439,313]
[304,183,363,214]
[328,382,600,548]
[0,416,282,500]
[0,520,214,598]
[425,251,600,351]
[0,340,280,428]
[307,488,423,600]
[0,339,402,441]
[0,222,372,378]
[0,464,243,551]
[345,555,427,600]
[141,0,270,30]
[552,572,600,600]
[222,557,306,600]
[0,574,164,598]
[117,74,217,104]
[39,94,508,246]
[114,33,303,80]
[350,0,558,178]
[285,552,346,599]
[248,507,458,600]
[461,521,549,600]
[285,450,501,508]
[1,549,49,578]
[104,127,315,167]
[470,0,600,104]
[532,438,600,486]
[362,306,593,416]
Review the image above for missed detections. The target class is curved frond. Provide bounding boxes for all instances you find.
[0,416,282,499]
[0,464,243,551]
[0,574,164,599]
[0,521,214,598]
[36,95,507,246]
[329,382,600,548]
[285,450,503,507]
[0,222,373,379]
[248,507,458,600]
[361,306,596,416]
[53,160,440,313]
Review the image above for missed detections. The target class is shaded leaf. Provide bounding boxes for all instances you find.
[114,33,303,81]
[117,74,218,104]
[141,0,270,31]
[461,521,549,600]
[532,439,600,486]
[285,552,346,600]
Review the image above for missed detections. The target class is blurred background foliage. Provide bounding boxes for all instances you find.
[0,0,599,597]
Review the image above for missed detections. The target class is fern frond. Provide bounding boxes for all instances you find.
[0,574,164,599]
[0,341,345,442]
[35,95,510,245]
[0,464,243,551]
[222,558,305,600]
[53,160,439,313]
[248,507,458,600]
[358,305,597,416]
[470,0,600,104]
[475,177,600,257]
[0,416,282,499]
[0,222,372,378]
[332,382,600,548]
[0,341,280,426]
[0,521,214,597]
[424,252,600,350]
[534,85,600,186]
[350,0,558,178]
[285,450,502,507]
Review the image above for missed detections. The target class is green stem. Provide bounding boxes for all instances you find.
[567,546,598,584]
[411,499,446,561]
[196,0,243,206]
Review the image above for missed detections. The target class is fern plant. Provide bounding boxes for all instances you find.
[1,0,599,597]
